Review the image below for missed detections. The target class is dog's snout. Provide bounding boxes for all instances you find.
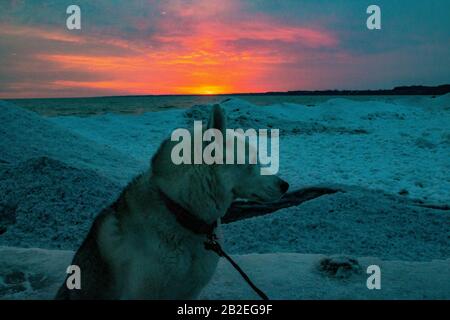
[280,180,289,193]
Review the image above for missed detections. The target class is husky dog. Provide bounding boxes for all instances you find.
[55,105,289,299]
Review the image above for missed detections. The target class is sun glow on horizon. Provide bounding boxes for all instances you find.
[180,85,231,95]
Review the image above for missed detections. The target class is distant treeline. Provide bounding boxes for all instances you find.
[257,84,450,96]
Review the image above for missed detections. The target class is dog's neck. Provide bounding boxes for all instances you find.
[158,188,217,236]
[154,166,233,225]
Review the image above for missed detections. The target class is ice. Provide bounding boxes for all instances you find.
[0,247,448,300]
[0,95,448,299]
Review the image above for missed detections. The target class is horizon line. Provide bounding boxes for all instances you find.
[3,84,449,101]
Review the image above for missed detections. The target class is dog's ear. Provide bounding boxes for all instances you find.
[207,104,226,133]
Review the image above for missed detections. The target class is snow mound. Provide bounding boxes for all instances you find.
[49,108,186,163]
[0,100,144,184]
[0,157,121,249]
[222,186,450,261]
[1,247,448,300]
[184,98,369,135]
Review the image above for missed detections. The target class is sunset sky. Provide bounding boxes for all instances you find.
[1,0,449,98]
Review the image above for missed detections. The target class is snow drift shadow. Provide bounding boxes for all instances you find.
[223,187,341,223]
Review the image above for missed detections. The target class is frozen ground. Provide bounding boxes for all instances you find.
[0,96,449,299]
[0,247,448,300]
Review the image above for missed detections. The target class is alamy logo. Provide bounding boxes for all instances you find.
[170,121,280,175]
[66,5,81,30]
[66,265,81,290]
[366,265,381,290]
[366,5,381,30]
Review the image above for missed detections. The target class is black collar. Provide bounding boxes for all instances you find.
[158,189,217,236]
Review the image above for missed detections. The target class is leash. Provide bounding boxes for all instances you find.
[159,189,269,300]
[204,234,269,300]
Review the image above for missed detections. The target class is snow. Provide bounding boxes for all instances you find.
[47,109,186,165]
[50,95,450,204]
[0,246,70,300]
[0,95,449,299]
[201,253,450,300]
[0,247,448,300]
[0,101,145,184]
[223,185,450,261]
[0,157,121,249]
[213,97,450,205]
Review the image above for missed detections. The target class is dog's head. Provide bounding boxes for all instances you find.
[151,104,289,222]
